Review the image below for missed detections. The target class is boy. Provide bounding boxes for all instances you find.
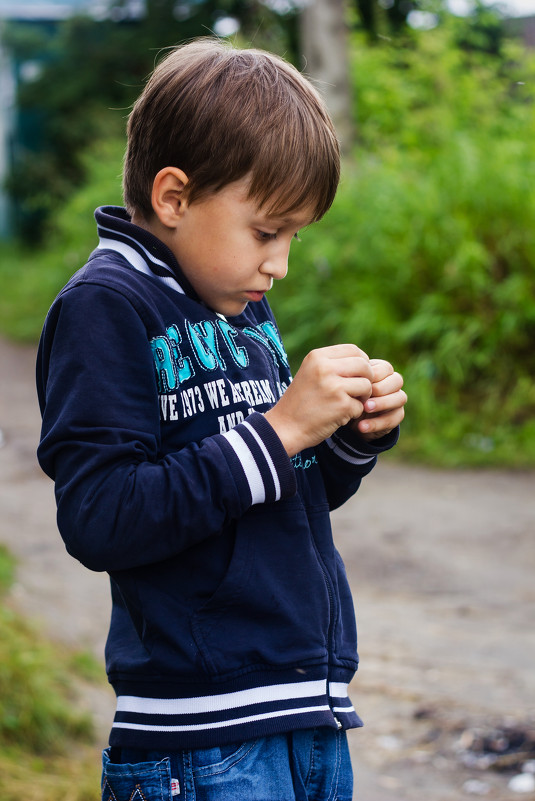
[37,39,406,801]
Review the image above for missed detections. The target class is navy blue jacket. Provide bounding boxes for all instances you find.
[37,206,398,750]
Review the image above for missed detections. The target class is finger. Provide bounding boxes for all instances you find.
[364,388,407,415]
[369,371,404,398]
[344,376,373,403]
[358,404,406,436]
[369,359,393,382]
[335,356,374,381]
[325,343,369,362]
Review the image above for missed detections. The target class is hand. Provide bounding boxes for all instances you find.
[352,359,407,441]
[265,344,374,456]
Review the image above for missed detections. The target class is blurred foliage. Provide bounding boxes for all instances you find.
[271,25,535,465]
[452,0,507,55]
[0,137,123,339]
[354,0,418,38]
[0,546,103,800]
[3,0,298,241]
[352,0,509,49]
[3,0,510,240]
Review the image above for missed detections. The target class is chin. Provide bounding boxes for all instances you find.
[220,303,248,317]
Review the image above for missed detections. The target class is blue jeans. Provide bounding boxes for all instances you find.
[101,727,353,800]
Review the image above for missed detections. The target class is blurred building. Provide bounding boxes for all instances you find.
[0,0,142,237]
[507,13,535,45]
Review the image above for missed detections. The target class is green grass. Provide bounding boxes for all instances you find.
[0,545,104,800]
[0,749,101,801]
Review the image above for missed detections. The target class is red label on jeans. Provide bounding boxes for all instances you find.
[171,778,180,796]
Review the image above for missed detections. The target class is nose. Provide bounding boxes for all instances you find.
[260,242,290,281]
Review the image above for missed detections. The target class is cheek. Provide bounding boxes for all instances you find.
[210,259,244,284]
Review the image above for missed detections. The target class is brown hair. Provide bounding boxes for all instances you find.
[123,39,340,222]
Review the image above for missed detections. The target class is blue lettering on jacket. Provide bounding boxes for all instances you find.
[218,319,249,368]
[187,321,226,371]
[151,325,193,392]
[291,453,319,471]
[151,318,288,394]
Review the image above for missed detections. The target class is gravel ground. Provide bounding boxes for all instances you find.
[1,336,534,800]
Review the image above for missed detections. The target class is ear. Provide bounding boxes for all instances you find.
[151,167,190,229]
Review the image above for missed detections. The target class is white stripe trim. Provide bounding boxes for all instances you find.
[221,427,265,505]
[116,680,326,716]
[113,704,331,733]
[98,223,175,273]
[97,236,185,296]
[332,705,355,715]
[325,437,375,466]
[241,420,281,501]
[98,237,152,276]
[329,681,350,698]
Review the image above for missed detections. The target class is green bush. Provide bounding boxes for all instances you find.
[0,137,123,341]
[270,28,535,466]
[272,133,535,465]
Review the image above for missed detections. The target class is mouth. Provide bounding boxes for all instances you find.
[244,291,266,302]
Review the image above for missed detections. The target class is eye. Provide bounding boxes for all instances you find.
[256,230,277,242]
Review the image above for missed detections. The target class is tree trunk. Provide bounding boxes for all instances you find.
[298,0,355,152]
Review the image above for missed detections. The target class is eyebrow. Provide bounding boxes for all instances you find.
[263,213,313,228]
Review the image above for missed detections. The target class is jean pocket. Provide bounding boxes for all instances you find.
[101,748,172,801]
[189,735,298,801]
[190,739,258,777]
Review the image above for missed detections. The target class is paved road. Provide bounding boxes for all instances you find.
[1,337,534,800]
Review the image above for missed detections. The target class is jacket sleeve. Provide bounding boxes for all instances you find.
[315,424,399,512]
[36,283,296,573]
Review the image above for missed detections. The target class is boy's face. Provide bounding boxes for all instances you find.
[167,176,313,317]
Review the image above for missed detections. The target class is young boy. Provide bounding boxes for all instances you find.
[37,39,406,801]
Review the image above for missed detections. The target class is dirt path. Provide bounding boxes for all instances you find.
[1,337,534,800]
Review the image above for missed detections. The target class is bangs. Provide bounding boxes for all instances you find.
[244,86,339,222]
[248,137,340,223]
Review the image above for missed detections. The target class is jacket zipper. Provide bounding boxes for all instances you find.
[313,541,343,729]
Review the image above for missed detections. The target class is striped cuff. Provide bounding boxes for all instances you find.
[325,433,376,466]
[326,425,399,466]
[219,413,296,505]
